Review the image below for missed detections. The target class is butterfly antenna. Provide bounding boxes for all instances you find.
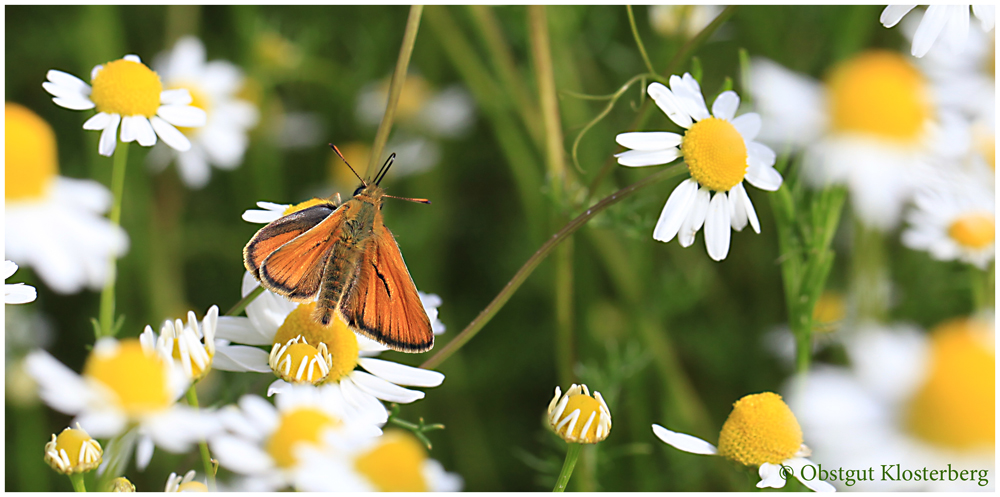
[374,153,396,186]
[384,194,431,205]
[329,144,366,186]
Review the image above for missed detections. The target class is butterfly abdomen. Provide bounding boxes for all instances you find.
[313,216,371,326]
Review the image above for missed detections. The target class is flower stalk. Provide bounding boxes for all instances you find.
[98,141,130,339]
[69,473,86,492]
[552,443,582,492]
[186,387,216,491]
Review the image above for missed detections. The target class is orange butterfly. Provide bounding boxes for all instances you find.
[243,145,434,353]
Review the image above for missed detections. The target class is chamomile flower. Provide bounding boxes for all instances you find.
[164,470,207,492]
[214,271,445,423]
[615,75,782,261]
[210,387,382,491]
[44,424,103,475]
[653,392,835,492]
[296,429,463,492]
[140,305,219,382]
[43,54,206,156]
[749,51,962,230]
[547,384,612,444]
[785,317,994,490]
[147,36,259,188]
[5,103,129,294]
[4,261,36,304]
[25,338,219,470]
[111,477,136,492]
[880,5,995,57]
[903,163,994,268]
[649,5,724,39]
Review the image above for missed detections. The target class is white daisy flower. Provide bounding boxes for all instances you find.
[42,54,206,156]
[903,163,994,268]
[881,5,995,57]
[785,317,994,490]
[213,271,445,424]
[5,102,129,294]
[4,260,36,304]
[210,386,383,491]
[356,75,475,139]
[649,5,724,39]
[25,337,219,471]
[44,424,103,475]
[615,74,782,261]
[748,51,964,230]
[653,392,835,492]
[295,429,463,492]
[547,384,612,444]
[164,470,207,492]
[147,36,259,188]
[139,305,219,382]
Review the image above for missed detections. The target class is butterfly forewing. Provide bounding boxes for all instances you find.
[339,223,433,352]
[244,203,336,278]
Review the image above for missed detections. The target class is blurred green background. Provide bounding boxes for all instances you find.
[4,5,981,492]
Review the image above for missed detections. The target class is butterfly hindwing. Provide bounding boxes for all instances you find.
[339,223,433,352]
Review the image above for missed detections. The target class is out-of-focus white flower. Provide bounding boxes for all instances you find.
[140,305,219,382]
[785,317,994,490]
[42,55,206,156]
[615,75,781,261]
[649,5,724,39]
[5,102,128,294]
[881,5,995,58]
[147,36,259,188]
[4,260,36,304]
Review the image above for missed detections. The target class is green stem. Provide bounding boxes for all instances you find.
[186,387,217,491]
[69,473,87,492]
[969,263,994,311]
[98,141,129,339]
[529,4,567,201]
[851,218,889,323]
[367,5,423,179]
[226,285,265,316]
[553,443,583,492]
[627,5,656,75]
[422,164,685,370]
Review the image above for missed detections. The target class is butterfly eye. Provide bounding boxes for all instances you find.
[353,185,364,197]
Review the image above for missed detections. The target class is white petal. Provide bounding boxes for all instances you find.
[348,371,425,403]
[123,54,142,63]
[338,377,390,423]
[211,435,274,475]
[670,74,710,121]
[652,179,698,243]
[745,163,783,191]
[133,117,157,146]
[729,188,748,232]
[177,148,211,188]
[75,411,128,439]
[215,316,273,345]
[651,424,717,455]
[136,435,155,470]
[912,5,951,57]
[213,344,271,372]
[735,183,760,233]
[711,91,740,121]
[119,115,139,143]
[52,96,96,111]
[677,186,710,247]
[747,58,827,147]
[880,5,917,27]
[99,114,121,156]
[357,358,444,387]
[786,458,837,492]
[756,462,788,489]
[82,112,113,131]
[647,82,693,129]
[615,148,681,167]
[42,81,88,101]
[242,209,284,224]
[26,351,91,414]
[6,283,37,304]
[616,131,682,151]
[150,116,191,152]
[972,5,995,31]
[4,260,19,279]
[704,192,732,261]
[46,69,91,95]
[731,113,762,141]
[747,142,776,169]
[157,105,207,127]
[160,89,193,106]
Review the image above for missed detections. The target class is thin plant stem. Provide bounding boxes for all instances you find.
[186,387,217,491]
[552,443,583,492]
[367,5,423,179]
[69,473,86,492]
[98,141,129,338]
[969,263,994,311]
[226,285,265,316]
[627,5,656,75]
[422,164,685,370]
[851,218,889,322]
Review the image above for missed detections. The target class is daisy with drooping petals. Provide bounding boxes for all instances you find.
[214,271,445,424]
[5,102,128,294]
[147,36,259,188]
[615,74,782,261]
[653,392,835,492]
[210,386,382,491]
[42,54,206,156]
[785,317,994,490]
[881,5,995,57]
[547,384,612,444]
[164,470,207,492]
[140,305,219,382]
[44,424,103,475]
[4,261,36,304]
[749,51,963,230]
[25,338,219,471]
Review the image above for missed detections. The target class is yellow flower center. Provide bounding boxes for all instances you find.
[717,392,803,466]
[274,303,359,382]
[812,291,846,334]
[827,50,930,142]
[282,198,332,216]
[947,212,995,249]
[45,427,103,474]
[354,430,429,492]
[171,338,212,381]
[681,117,748,192]
[5,102,58,201]
[269,337,332,384]
[906,318,994,449]
[83,340,172,415]
[560,395,605,443]
[168,82,210,136]
[266,407,340,468]
[177,481,208,492]
[111,477,136,492]
[90,59,163,117]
